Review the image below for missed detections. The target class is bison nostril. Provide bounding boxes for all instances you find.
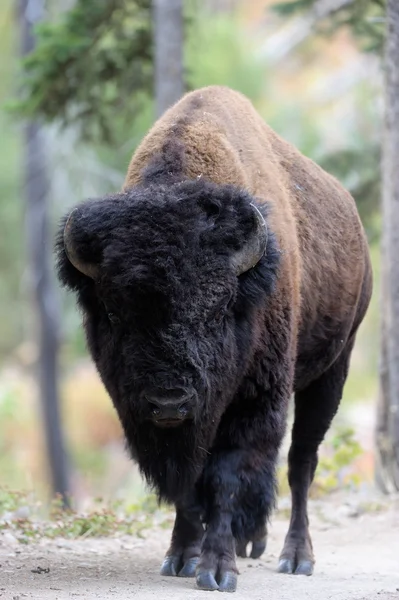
[149,404,162,417]
[177,403,189,418]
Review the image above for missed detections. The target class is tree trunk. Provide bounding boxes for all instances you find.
[202,0,239,13]
[376,0,399,492]
[19,0,70,505]
[153,0,184,119]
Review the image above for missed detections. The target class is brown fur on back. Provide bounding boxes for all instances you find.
[123,85,372,390]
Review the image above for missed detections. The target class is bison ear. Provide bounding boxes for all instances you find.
[232,203,268,276]
[61,206,102,280]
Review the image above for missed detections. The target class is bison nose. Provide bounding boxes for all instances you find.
[144,388,195,424]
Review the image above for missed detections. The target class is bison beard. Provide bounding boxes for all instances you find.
[55,86,372,593]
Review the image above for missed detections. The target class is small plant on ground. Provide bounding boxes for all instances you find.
[311,427,363,497]
[277,426,364,503]
[0,489,170,544]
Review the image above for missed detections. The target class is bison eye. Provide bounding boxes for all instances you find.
[107,312,120,324]
[211,293,235,323]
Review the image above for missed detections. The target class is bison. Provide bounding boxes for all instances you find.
[56,85,372,593]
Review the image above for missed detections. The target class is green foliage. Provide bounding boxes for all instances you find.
[277,427,364,499]
[273,0,386,53]
[13,0,153,143]
[271,0,384,233]
[0,383,33,489]
[319,144,380,239]
[273,0,317,15]
[0,488,32,515]
[0,489,169,542]
[313,427,363,494]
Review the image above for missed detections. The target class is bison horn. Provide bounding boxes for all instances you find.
[63,208,100,280]
[232,203,268,276]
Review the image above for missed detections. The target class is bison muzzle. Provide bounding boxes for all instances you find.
[56,85,372,593]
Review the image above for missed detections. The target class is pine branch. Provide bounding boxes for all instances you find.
[12,0,153,143]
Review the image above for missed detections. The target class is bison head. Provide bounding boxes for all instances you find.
[56,178,279,501]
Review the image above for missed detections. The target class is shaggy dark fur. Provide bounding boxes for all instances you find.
[56,178,280,504]
[56,86,372,593]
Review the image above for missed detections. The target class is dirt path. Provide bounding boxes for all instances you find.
[1,496,398,600]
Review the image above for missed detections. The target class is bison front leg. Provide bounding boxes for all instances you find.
[196,448,278,593]
[196,510,237,593]
[160,504,204,578]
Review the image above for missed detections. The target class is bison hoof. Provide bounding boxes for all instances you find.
[196,569,237,593]
[196,570,237,592]
[160,555,180,577]
[218,571,238,592]
[178,557,199,578]
[278,532,314,576]
[160,555,199,578]
[294,560,313,575]
[278,557,314,576]
[236,538,266,559]
[196,570,219,591]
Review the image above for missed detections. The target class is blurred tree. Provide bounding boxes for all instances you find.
[202,0,240,13]
[273,0,385,53]
[153,0,184,118]
[271,0,385,232]
[13,0,153,143]
[375,0,399,493]
[317,136,381,240]
[19,0,70,505]
[0,1,25,358]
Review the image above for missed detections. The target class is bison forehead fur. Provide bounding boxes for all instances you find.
[56,85,372,591]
